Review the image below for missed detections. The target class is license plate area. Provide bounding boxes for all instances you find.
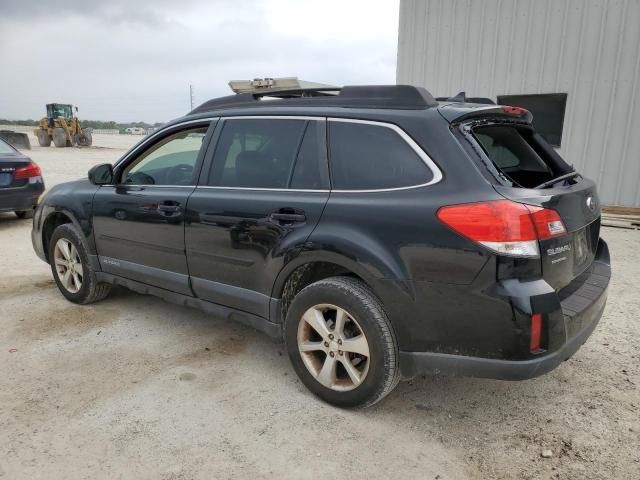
[573,227,593,274]
[0,173,12,187]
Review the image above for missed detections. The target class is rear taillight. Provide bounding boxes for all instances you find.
[14,162,42,180]
[436,200,567,257]
[501,105,529,117]
[530,313,542,352]
[526,205,567,240]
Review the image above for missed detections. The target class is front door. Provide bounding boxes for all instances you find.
[93,121,214,295]
[186,117,330,318]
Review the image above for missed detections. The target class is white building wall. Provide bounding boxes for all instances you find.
[397,0,640,207]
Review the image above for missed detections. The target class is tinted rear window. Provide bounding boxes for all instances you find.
[209,119,298,189]
[0,139,15,154]
[207,119,328,190]
[328,121,433,190]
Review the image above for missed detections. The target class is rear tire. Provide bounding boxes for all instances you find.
[284,276,400,408]
[52,128,67,148]
[49,223,111,304]
[37,129,51,147]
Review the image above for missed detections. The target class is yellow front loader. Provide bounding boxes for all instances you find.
[34,103,92,147]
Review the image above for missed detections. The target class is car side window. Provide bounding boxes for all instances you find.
[328,121,434,190]
[122,127,208,185]
[208,118,327,189]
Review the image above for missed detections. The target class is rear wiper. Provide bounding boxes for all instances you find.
[534,171,581,189]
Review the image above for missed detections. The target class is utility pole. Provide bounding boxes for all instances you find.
[189,84,194,110]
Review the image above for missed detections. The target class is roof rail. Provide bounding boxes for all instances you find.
[189,84,438,114]
[436,91,496,105]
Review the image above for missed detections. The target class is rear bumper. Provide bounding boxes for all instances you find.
[400,294,605,380]
[399,239,611,380]
[0,183,44,212]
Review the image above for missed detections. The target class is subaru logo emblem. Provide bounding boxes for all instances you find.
[586,196,596,212]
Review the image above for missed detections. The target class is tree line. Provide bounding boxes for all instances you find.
[0,118,165,133]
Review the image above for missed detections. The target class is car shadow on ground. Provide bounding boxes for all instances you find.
[97,285,547,414]
[12,279,628,479]
[23,276,564,419]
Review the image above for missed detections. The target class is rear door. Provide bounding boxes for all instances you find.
[185,116,330,318]
[92,121,214,295]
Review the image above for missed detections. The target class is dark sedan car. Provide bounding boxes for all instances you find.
[0,138,44,218]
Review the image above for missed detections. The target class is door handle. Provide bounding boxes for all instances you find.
[270,212,306,223]
[157,202,181,213]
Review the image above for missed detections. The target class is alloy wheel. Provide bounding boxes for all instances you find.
[53,238,83,293]
[297,304,370,391]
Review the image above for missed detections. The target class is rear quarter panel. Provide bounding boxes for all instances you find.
[307,113,508,350]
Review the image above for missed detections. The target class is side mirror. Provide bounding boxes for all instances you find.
[88,163,114,185]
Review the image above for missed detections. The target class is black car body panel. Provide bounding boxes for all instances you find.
[186,188,330,317]
[401,239,610,379]
[31,86,611,381]
[31,179,98,262]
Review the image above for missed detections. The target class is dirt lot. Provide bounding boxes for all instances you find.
[1,135,638,479]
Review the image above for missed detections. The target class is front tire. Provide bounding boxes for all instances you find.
[37,129,51,147]
[49,223,111,304]
[52,128,67,148]
[285,277,400,408]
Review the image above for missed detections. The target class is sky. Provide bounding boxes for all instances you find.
[0,0,399,123]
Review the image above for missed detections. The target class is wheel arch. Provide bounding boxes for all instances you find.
[41,209,84,262]
[270,251,388,325]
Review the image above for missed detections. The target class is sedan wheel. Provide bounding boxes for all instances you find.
[53,238,83,293]
[297,304,371,392]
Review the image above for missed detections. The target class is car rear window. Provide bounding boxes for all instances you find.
[472,125,572,188]
[328,121,433,190]
[0,139,15,154]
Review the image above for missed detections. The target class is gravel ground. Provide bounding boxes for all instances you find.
[0,135,638,479]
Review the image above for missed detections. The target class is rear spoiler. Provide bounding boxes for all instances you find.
[435,91,495,105]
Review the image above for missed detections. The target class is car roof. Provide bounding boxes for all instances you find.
[164,85,529,129]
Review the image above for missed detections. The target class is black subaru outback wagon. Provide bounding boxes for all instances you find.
[32,85,610,407]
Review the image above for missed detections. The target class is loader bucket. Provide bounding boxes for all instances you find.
[77,128,92,147]
[0,130,31,150]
